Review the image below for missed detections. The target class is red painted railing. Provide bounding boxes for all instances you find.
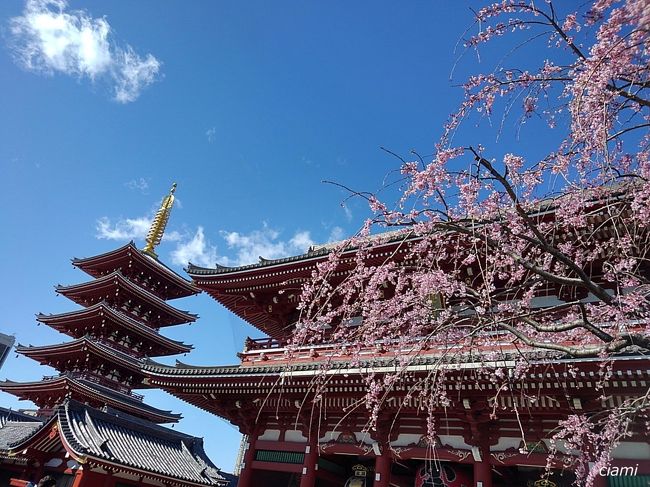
[244,337,288,351]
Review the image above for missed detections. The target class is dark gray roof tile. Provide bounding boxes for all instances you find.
[60,400,225,485]
[0,421,44,450]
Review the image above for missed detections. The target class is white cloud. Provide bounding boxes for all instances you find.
[206,127,217,143]
[96,215,182,242]
[95,216,317,270]
[221,224,314,266]
[124,177,149,193]
[113,46,160,103]
[170,227,217,268]
[10,0,160,103]
[290,231,314,250]
[96,216,151,240]
[96,213,213,267]
[342,204,353,222]
[328,226,345,242]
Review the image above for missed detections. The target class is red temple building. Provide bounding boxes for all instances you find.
[0,185,226,487]
[142,232,650,487]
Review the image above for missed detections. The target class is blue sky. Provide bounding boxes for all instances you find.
[0,0,582,472]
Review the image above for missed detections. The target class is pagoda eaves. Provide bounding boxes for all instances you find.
[15,337,150,388]
[36,302,193,356]
[73,241,199,300]
[1,186,225,486]
[0,375,181,424]
[56,270,198,327]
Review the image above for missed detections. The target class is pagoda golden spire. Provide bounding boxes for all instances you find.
[143,183,177,258]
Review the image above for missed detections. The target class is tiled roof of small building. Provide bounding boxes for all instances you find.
[58,400,225,485]
[0,420,43,450]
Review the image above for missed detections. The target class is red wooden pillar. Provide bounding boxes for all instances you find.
[473,443,492,487]
[373,444,391,487]
[70,469,85,487]
[473,459,492,487]
[237,434,257,487]
[299,433,318,487]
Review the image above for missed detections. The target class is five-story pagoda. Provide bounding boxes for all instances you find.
[0,184,226,487]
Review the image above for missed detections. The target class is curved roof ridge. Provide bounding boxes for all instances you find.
[16,336,86,353]
[72,241,198,290]
[143,359,243,377]
[37,302,193,353]
[186,230,416,277]
[83,408,108,454]
[16,337,144,373]
[56,270,197,325]
[73,378,182,422]
[71,241,134,264]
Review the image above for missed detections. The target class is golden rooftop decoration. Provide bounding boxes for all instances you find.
[143,183,177,259]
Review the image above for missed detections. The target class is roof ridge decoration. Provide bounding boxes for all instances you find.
[83,408,109,455]
[143,183,177,259]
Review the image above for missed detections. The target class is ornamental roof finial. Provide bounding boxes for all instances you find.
[143,183,177,259]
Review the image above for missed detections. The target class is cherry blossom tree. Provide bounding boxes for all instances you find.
[291,1,649,485]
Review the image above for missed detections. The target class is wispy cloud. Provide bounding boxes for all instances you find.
[96,215,182,242]
[96,213,213,266]
[342,204,353,222]
[170,227,217,268]
[95,215,317,270]
[9,0,160,103]
[206,127,217,143]
[328,226,345,242]
[301,156,318,167]
[221,224,314,266]
[124,177,149,193]
[96,216,152,241]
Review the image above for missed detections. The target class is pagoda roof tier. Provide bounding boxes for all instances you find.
[37,302,193,356]
[186,232,412,338]
[0,375,181,424]
[15,337,149,388]
[72,242,200,300]
[6,400,226,486]
[56,271,197,327]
